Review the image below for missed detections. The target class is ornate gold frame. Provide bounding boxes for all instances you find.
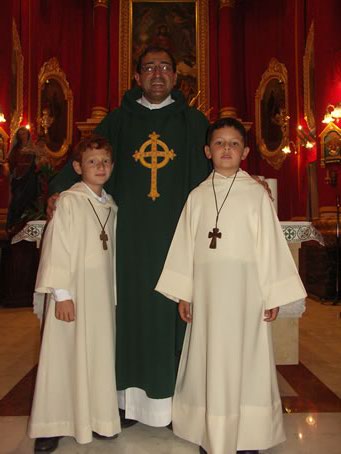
[119,0,209,111]
[37,58,73,159]
[0,127,9,161]
[255,58,289,170]
[10,20,24,141]
[303,22,315,132]
[319,121,341,167]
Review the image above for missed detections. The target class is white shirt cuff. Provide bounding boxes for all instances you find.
[51,288,72,302]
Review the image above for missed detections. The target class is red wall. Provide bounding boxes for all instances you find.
[1,0,340,220]
[240,0,341,219]
[12,0,96,138]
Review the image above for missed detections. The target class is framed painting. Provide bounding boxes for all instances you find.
[319,122,341,166]
[255,58,290,170]
[119,0,209,111]
[37,58,73,160]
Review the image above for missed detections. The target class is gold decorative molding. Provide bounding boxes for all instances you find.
[0,127,9,160]
[93,0,109,7]
[90,106,109,119]
[255,58,289,170]
[10,20,24,141]
[218,108,252,132]
[303,22,315,132]
[119,0,209,112]
[219,0,236,8]
[76,118,102,139]
[219,106,237,118]
[37,58,73,159]
[76,106,108,138]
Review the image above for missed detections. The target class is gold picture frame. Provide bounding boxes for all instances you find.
[0,127,9,161]
[10,20,24,141]
[37,58,73,159]
[119,0,209,111]
[255,58,289,170]
[319,122,341,167]
[303,22,315,132]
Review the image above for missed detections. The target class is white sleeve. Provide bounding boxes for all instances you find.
[51,288,73,302]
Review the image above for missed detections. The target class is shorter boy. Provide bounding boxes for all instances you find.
[156,118,306,454]
[29,136,120,452]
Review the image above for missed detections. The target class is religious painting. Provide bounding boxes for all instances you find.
[119,0,209,112]
[255,58,289,170]
[303,22,315,132]
[319,121,341,166]
[40,79,67,152]
[10,20,24,140]
[37,58,73,161]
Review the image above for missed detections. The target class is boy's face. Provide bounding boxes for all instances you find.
[205,126,249,177]
[72,147,113,194]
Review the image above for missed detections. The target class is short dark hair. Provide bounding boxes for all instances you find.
[206,117,247,146]
[72,135,113,163]
[136,46,177,74]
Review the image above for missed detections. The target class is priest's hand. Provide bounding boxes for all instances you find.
[55,299,76,322]
[263,307,279,322]
[178,300,192,323]
[46,193,60,221]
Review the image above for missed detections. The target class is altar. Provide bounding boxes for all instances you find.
[272,221,324,365]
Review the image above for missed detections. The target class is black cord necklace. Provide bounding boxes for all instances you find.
[88,199,111,250]
[208,170,238,249]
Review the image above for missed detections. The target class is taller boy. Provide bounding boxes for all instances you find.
[48,46,210,426]
[156,118,307,454]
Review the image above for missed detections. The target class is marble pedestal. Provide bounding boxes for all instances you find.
[272,223,323,365]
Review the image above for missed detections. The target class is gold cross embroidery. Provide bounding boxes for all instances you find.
[133,132,176,201]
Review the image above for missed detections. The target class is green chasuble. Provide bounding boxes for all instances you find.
[49,86,210,398]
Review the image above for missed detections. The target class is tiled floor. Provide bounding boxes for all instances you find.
[0,298,340,454]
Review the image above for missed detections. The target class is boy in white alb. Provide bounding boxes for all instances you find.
[156,118,307,454]
[29,136,120,452]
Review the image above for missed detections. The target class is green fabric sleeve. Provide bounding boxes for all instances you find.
[48,160,80,196]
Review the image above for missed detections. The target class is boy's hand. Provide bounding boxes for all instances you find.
[47,193,60,221]
[55,299,75,322]
[178,300,192,323]
[263,307,279,322]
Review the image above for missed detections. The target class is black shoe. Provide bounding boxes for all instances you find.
[199,447,207,454]
[237,451,259,454]
[93,431,118,440]
[119,408,138,428]
[34,437,60,453]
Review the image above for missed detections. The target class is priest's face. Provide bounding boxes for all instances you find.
[134,51,177,104]
[204,126,250,177]
[72,147,113,196]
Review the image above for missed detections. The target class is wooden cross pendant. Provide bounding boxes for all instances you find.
[100,229,108,250]
[208,227,221,249]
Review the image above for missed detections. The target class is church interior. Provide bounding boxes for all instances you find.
[0,0,341,453]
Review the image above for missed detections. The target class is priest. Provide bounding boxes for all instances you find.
[48,46,210,427]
